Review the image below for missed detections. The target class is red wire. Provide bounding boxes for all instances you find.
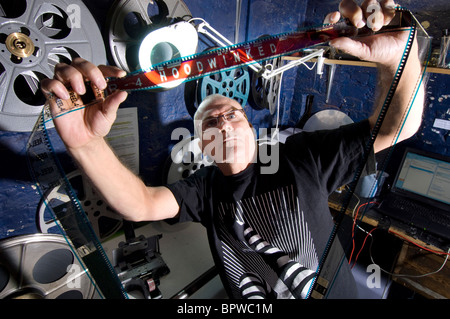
[388,230,450,256]
[348,201,378,266]
[351,227,377,269]
[347,201,450,270]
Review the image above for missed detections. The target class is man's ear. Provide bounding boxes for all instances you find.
[197,138,203,153]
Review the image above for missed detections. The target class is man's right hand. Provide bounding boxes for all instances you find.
[41,58,128,151]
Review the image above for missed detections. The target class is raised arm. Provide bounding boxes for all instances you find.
[41,58,180,222]
[325,0,425,153]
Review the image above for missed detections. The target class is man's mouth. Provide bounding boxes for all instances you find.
[223,135,240,144]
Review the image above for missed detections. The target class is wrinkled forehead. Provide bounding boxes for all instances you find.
[197,96,243,120]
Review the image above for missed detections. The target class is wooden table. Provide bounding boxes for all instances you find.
[328,190,450,299]
[393,243,450,299]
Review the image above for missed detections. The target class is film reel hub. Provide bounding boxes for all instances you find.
[0,0,107,132]
[0,24,45,67]
[5,32,35,59]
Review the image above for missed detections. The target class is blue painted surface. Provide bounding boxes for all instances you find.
[0,0,449,239]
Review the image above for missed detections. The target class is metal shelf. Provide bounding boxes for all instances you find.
[283,56,450,74]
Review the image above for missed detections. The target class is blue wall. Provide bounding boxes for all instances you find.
[0,0,449,239]
[303,0,450,158]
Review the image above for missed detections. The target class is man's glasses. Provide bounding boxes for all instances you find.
[201,108,247,131]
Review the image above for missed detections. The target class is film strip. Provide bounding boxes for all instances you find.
[309,8,432,299]
[105,22,355,92]
[47,19,364,121]
[26,109,128,299]
[27,7,427,299]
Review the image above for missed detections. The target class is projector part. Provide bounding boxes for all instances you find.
[113,222,170,299]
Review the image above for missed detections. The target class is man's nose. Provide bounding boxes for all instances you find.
[218,116,233,131]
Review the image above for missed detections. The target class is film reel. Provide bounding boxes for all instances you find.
[184,65,250,118]
[0,234,96,299]
[37,170,123,241]
[249,56,283,115]
[0,0,107,132]
[107,0,192,72]
[164,136,213,184]
[200,67,250,104]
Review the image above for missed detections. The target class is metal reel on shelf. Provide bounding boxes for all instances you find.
[0,0,107,132]
[106,0,192,73]
[37,170,123,242]
[249,56,283,115]
[0,234,96,299]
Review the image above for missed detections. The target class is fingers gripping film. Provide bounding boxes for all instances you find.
[45,81,105,120]
[339,0,397,31]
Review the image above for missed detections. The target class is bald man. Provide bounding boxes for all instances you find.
[42,1,423,298]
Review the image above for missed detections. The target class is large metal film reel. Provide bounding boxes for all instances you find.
[0,0,107,132]
[0,234,96,299]
[37,170,123,242]
[106,0,192,72]
[249,56,283,115]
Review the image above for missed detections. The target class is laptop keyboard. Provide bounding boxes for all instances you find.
[380,196,450,238]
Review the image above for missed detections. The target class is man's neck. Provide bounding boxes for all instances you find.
[217,161,253,176]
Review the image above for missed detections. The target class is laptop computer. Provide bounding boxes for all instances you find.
[376,147,450,240]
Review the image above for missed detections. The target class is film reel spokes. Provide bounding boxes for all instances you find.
[37,170,123,241]
[0,0,106,132]
[0,234,96,299]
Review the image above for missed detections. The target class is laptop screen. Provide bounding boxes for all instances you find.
[393,149,450,206]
